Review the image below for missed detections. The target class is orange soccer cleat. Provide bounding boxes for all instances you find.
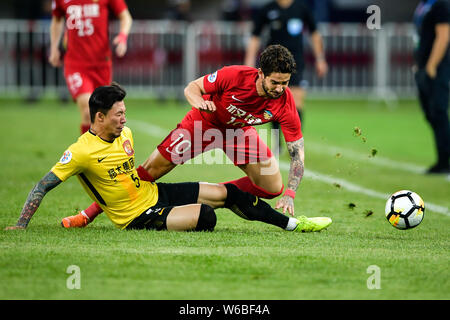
[61,212,90,228]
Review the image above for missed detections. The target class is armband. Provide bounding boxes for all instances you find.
[284,189,296,199]
[116,32,128,44]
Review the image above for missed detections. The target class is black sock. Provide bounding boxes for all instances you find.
[195,204,217,232]
[224,183,289,229]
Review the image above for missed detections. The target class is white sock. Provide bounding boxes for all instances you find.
[80,210,90,222]
[285,217,298,231]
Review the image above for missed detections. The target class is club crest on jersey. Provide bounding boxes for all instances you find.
[123,140,134,156]
[263,110,273,120]
[207,71,218,83]
[59,150,72,164]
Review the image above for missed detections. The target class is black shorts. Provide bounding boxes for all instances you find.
[125,182,200,231]
[289,53,307,88]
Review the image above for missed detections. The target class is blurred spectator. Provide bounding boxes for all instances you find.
[413,0,450,174]
[40,0,52,20]
[166,0,192,21]
[221,0,252,21]
[244,0,328,151]
[306,0,330,22]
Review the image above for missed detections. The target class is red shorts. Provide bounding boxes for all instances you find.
[63,64,112,100]
[157,109,273,165]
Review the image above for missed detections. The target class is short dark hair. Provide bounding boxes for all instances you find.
[259,44,297,76]
[89,82,126,123]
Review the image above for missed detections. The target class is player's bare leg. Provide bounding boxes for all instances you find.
[238,156,283,195]
[141,148,177,180]
[197,182,227,208]
[166,204,216,231]
[76,93,91,134]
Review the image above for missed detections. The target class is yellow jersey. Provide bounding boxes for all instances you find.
[51,126,158,229]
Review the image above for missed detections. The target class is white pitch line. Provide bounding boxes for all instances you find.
[306,141,428,174]
[128,119,450,217]
[278,161,449,217]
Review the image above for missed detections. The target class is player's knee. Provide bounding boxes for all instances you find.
[258,178,283,199]
[195,204,217,232]
[263,184,284,199]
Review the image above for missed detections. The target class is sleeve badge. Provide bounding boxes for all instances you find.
[59,150,72,164]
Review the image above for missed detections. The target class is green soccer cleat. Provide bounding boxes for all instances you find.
[294,216,332,232]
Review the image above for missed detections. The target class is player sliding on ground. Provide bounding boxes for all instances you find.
[5,83,331,233]
[66,44,310,227]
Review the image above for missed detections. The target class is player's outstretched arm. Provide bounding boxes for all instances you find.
[5,172,62,230]
[275,137,305,216]
[184,77,216,113]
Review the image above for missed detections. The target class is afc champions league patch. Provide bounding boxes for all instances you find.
[263,110,273,120]
[122,139,134,156]
[207,71,218,83]
[59,150,72,164]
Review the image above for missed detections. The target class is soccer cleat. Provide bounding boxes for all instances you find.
[294,216,332,232]
[61,212,89,228]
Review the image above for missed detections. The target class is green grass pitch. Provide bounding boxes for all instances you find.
[0,97,448,300]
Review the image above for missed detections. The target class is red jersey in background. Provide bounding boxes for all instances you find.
[52,0,128,67]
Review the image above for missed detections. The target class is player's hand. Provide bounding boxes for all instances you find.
[198,100,216,113]
[113,33,128,58]
[315,59,328,78]
[425,63,437,79]
[4,225,25,231]
[48,48,62,67]
[275,195,295,216]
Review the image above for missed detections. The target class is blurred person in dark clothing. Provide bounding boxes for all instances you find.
[414,0,450,174]
[244,0,327,151]
[166,0,192,21]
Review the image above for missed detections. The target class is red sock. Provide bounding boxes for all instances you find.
[223,176,284,199]
[136,165,155,182]
[80,124,90,134]
[82,202,103,221]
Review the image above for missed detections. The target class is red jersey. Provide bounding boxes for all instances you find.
[202,65,302,142]
[52,0,128,67]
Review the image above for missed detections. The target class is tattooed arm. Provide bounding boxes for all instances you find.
[5,172,62,230]
[286,137,305,192]
[275,137,305,216]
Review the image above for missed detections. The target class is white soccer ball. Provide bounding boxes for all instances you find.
[384,190,425,230]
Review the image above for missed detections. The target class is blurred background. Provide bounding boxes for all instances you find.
[0,0,421,101]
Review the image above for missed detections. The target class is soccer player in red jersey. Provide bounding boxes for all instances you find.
[48,0,132,135]
[63,45,308,228]
[146,45,303,214]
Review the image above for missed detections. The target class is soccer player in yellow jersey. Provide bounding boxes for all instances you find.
[6,83,331,232]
